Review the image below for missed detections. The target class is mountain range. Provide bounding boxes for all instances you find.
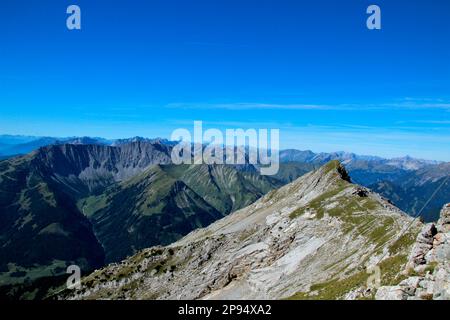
[0,141,282,298]
[59,161,443,300]
[2,135,448,221]
[0,135,172,158]
[0,135,449,299]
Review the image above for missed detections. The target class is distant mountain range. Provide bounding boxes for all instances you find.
[279,149,441,173]
[1,134,448,222]
[0,135,173,157]
[0,134,443,171]
[0,135,449,299]
[1,135,448,221]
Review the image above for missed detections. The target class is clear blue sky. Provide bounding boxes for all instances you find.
[1,0,450,160]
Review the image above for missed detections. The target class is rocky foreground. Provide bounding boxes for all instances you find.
[376,204,450,300]
[59,161,432,300]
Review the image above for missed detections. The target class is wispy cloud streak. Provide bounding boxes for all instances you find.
[165,99,450,111]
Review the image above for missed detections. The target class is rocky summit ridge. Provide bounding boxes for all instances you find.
[60,160,425,300]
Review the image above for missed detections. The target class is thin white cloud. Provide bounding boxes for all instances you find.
[382,102,450,110]
[165,99,450,111]
[165,102,337,110]
[167,119,294,128]
[404,120,450,125]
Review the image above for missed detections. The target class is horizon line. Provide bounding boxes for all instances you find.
[0,132,446,163]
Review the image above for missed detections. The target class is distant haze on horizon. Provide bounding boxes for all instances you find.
[0,132,448,162]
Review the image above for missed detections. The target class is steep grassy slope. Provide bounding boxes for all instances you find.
[0,155,104,291]
[161,164,281,213]
[80,164,282,262]
[82,166,224,262]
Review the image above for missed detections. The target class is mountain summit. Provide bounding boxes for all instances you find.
[61,160,422,300]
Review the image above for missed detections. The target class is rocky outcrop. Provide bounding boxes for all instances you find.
[376,204,450,300]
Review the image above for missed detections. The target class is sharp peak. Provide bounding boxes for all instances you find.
[317,160,352,183]
[284,160,353,195]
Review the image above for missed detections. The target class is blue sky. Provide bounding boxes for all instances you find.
[1,0,450,160]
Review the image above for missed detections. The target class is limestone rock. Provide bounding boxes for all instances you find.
[375,286,407,300]
[377,203,450,300]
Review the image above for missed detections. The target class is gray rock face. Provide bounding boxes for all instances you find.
[60,161,421,300]
[407,224,437,267]
[376,204,450,300]
[440,204,450,233]
[375,286,408,300]
[31,142,173,196]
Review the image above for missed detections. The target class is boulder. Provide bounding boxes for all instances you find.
[375,286,407,300]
